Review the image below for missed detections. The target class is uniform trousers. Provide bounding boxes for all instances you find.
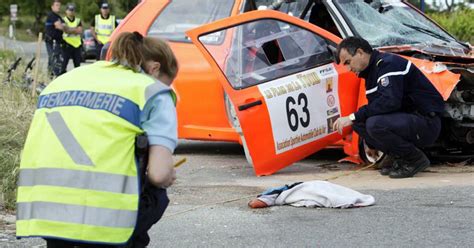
[352,112,441,158]
[45,39,62,76]
[61,43,82,75]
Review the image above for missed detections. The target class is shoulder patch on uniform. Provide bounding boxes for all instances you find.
[379,77,390,87]
[376,59,383,67]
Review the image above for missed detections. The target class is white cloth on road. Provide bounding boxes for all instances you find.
[258,180,375,208]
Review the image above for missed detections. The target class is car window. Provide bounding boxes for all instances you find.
[199,19,334,90]
[148,0,235,44]
[334,0,464,49]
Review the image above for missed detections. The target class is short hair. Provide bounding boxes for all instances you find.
[336,37,373,64]
[51,0,61,5]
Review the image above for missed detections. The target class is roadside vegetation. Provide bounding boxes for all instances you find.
[427,8,474,44]
[0,49,38,210]
[0,0,137,42]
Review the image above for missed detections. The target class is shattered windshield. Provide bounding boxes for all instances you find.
[148,0,234,44]
[334,0,465,49]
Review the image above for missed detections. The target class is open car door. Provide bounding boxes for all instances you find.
[187,10,360,176]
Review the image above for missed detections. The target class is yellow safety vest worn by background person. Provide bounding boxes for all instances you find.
[16,61,170,244]
[95,14,116,44]
[63,17,82,48]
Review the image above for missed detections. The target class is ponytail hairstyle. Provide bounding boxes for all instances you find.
[110,31,178,80]
[110,31,145,72]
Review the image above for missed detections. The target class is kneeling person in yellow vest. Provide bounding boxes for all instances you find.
[61,3,83,75]
[16,31,179,247]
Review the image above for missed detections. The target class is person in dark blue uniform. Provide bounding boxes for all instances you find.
[45,0,65,77]
[333,37,444,178]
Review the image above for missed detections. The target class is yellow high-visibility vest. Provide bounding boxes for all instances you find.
[16,61,171,244]
[63,17,82,48]
[95,14,116,44]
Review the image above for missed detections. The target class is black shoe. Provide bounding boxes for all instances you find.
[389,148,430,179]
[378,155,395,176]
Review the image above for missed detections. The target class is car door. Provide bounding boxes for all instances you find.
[187,10,360,176]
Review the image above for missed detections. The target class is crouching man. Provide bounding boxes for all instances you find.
[333,37,444,178]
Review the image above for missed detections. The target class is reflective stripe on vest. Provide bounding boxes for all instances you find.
[16,61,171,244]
[63,17,81,48]
[95,14,115,44]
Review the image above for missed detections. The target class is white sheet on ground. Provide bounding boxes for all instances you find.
[258,180,375,208]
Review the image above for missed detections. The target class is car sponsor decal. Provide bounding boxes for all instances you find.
[327,114,340,134]
[327,95,336,107]
[257,64,340,154]
[327,107,339,116]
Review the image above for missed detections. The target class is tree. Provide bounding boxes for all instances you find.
[17,0,48,34]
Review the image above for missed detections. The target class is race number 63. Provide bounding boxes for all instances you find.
[286,93,310,132]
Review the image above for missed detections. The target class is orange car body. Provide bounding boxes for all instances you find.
[109,0,472,176]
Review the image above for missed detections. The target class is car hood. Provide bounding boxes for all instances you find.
[378,43,474,65]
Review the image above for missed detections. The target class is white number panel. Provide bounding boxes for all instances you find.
[257,64,341,154]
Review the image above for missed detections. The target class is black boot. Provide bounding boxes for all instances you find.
[389,148,430,179]
[378,155,396,176]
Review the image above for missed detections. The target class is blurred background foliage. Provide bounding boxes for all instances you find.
[427,8,474,44]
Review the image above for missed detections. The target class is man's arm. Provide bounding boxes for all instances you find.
[353,62,407,122]
[147,145,176,188]
[54,19,65,31]
[74,20,83,35]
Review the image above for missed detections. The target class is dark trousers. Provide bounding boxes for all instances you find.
[45,186,169,248]
[352,112,441,158]
[97,42,104,60]
[61,43,82,75]
[45,39,62,76]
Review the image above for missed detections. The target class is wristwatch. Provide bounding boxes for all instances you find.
[349,113,356,121]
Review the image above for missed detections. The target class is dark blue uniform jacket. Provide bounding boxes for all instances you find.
[354,50,444,122]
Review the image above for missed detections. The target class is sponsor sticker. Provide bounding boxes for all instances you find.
[326,107,339,116]
[327,94,335,107]
[327,114,340,133]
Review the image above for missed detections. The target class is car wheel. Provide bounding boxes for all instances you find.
[358,138,385,164]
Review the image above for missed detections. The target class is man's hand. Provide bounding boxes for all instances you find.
[333,116,353,134]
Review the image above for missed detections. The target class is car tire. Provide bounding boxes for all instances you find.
[358,137,385,165]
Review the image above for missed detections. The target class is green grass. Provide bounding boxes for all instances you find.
[0,49,38,210]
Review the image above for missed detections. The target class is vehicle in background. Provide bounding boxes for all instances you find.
[109,0,473,175]
[81,29,98,61]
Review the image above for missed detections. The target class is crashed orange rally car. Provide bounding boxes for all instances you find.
[109,0,474,176]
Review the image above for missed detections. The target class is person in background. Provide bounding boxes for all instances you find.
[16,31,179,248]
[45,0,65,77]
[60,3,83,74]
[333,37,444,179]
[91,2,118,59]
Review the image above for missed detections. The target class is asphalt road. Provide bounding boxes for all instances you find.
[2,141,473,248]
